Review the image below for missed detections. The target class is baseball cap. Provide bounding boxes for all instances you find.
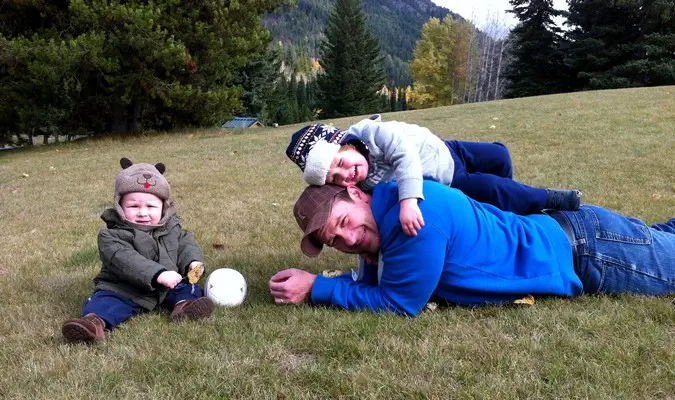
[293,184,347,257]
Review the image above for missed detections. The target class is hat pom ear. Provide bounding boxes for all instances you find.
[154,163,166,174]
[120,158,133,169]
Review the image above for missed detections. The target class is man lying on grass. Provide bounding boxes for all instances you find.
[269,180,674,316]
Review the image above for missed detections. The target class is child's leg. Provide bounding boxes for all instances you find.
[452,169,549,214]
[80,290,142,329]
[446,140,581,214]
[447,140,513,178]
[63,290,141,343]
[651,218,675,234]
[163,282,214,322]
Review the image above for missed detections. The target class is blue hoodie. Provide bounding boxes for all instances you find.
[311,180,583,316]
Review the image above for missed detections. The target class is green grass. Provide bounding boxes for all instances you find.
[1,86,674,399]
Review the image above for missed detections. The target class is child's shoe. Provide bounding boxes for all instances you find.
[169,297,215,322]
[546,189,583,211]
[62,313,105,343]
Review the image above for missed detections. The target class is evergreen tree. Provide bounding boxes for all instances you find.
[0,0,285,140]
[502,0,570,98]
[240,42,284,125]
[566,0,675,89]
[317,0,386,118]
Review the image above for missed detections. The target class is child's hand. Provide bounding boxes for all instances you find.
[400,198,425,236]
[157,271,183,289]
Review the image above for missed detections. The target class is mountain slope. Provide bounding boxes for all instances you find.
[263,0,460,85]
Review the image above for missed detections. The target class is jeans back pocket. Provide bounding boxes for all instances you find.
[589,206,652,245]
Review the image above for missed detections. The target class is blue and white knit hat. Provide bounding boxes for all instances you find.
[286,124,352,185]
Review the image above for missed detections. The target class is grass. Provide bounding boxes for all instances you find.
[1,86,674,399]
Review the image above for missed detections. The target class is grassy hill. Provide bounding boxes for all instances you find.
[0,87,673,399]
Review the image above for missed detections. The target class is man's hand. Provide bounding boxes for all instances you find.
[157,270,183,289]
[399,198,425,236]
[269,268,317,305]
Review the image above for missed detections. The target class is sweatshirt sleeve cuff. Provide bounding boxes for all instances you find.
[311,275,339,304]
[397,178,424,201]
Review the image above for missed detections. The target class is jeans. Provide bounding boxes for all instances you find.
[446,140,549,215]
[81,282,204,329]
[561,206,675,295]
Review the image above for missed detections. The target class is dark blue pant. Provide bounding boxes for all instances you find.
[81,282,204,330]
[446,140,549,215]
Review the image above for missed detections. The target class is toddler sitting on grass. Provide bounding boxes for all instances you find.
[62,158,213,344]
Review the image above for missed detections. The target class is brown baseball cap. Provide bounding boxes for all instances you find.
[293,184,347,257]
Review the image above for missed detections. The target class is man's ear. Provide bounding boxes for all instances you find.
[346,185,370,204]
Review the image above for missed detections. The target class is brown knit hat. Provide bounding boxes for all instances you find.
[113,157,172,222]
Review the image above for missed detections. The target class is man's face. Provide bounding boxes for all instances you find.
[315,192,380,260]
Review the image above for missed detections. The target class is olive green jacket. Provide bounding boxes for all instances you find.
[93,207,204,310]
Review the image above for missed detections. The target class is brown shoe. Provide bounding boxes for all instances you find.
[62,313,105,343]
[169,297,215,322]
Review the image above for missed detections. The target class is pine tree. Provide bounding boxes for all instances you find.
[317,0,386,118]
[501,0,570,98]
[566,0,675,89]
[1,0,285,139]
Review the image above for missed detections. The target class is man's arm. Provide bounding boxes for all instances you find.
[311,224,448,316]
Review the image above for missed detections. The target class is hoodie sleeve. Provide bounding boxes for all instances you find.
[353,121,424,201]
[310,224,447,316]
[98,228,167,291]
[177,229,205,275]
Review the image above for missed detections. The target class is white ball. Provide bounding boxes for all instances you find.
[205,268,247,307]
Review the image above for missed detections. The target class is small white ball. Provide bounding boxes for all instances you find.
[205,268,247,307]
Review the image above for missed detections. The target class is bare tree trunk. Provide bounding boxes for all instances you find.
[464,23,476,103]
[475,36,489,102]
[494,40,506,101]
[486,37,496,101]
[43,133,48,145]
[28,128,34,146]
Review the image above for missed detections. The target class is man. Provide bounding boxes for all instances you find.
[269,181,674,316]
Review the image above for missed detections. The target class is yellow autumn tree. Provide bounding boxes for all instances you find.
[409,17,475,108]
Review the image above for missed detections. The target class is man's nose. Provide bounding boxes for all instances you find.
[341,229,357,246]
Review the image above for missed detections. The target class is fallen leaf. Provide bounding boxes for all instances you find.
[514,294,535,305]
[493,117,499,120]
[187,262,205,284]
[11,188,18,194]
[425,302,439,312]
[272,202,280,207]
[489,125,496,129]
[22,173,29,178]
[212,242,226,250]
[49,166,56,171]
[30,229,37,234]
[322,269,343,278]
[651,193,662,199]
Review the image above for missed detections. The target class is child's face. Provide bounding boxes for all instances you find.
[326,148,368,186]
[120,192,163,225]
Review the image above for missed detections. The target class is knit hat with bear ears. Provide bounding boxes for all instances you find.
[113,157,174,226]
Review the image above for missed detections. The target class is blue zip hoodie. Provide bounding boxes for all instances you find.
[311,180,583,316]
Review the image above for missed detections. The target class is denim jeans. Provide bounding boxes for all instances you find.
[561,205,675,295]
[82,282,204,329]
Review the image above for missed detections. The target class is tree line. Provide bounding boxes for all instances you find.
[2,0,672,146]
